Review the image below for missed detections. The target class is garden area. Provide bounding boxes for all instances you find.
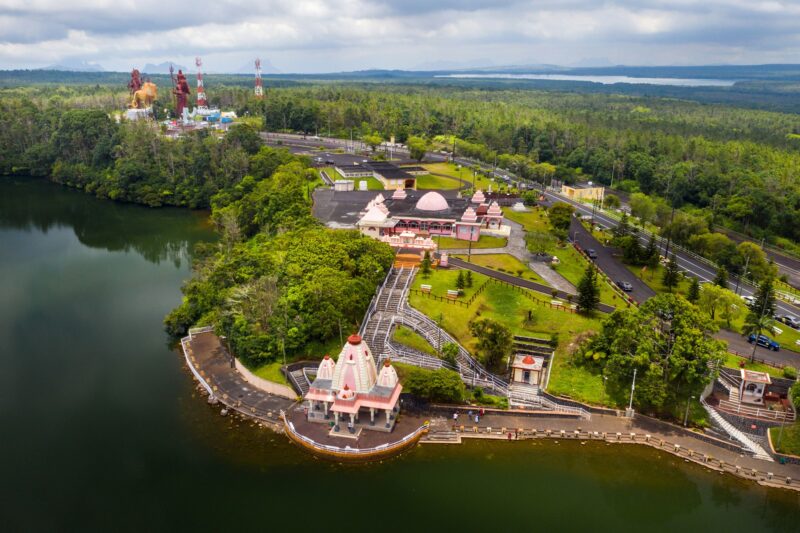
[452,254,548,285]
[418,162,497,191]
[436,235,507,250]
[413,173,463,190]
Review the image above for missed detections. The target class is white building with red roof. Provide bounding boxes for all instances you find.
[305,334,402,434]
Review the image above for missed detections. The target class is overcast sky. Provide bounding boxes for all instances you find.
[1,0,799,72]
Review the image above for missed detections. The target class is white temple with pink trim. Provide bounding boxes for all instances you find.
[304,334,402,433]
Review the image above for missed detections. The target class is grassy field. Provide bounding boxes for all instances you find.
[503,209,550,233]
[723,353,787,378]
[393,325,438,356]
[420,162,496,190]
[770,424,800,456]
[321,166,384,190]
[436,235,507,250]
[414,173,462,190]
[550,245,622,307]
[626,263,692,297]
[252,362,289,385]
[453,254,548,285]
[412,268,489,300]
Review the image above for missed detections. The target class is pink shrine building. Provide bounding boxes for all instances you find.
[304,334,402,434]
[356,189,506,248]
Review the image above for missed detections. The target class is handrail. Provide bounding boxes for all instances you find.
[180,335,214,396]
[717,399,796,422]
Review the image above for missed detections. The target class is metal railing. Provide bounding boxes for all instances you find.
[718,399,796,422]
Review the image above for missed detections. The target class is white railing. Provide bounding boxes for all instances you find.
[188,325,214,338]
[180,335,214,396]
[282,411,429,455]
[718,399,796,422]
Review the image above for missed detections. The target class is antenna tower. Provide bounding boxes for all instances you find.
[254,58,264,99]
[195,57,208,109]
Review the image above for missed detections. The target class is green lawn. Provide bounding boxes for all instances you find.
[420,162,496,191]
[503,208,550,233]
[321,166,383,190]
[436,235,507,250]
[252,362,289,385]
[549,245,621,307]
[393,325,438,356]
[412,268,489,300]
[453,254,547,285]
[414,173,462,190]
[723,353,787,378]
[770,424,800,456]
[626,263,692,297]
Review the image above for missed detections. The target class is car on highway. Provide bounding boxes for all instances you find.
[586,249,598,260]
[748,334,780,351]
[325,159,335,165]
[781,315,800,329]
[616,280,633,292]
[742,295,755,306]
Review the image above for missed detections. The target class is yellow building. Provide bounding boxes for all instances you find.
[561,182,605,203]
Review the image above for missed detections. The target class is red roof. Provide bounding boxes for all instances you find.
[522,355,535,365]
[347,334,362,345]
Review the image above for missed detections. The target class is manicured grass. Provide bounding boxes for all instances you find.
[321,166,383,190]
[252,361,289,385]
[393,325,438,356]
[453,254,547,285]
[503,208,550,233]
[770,424,800,456]
[414,173,462,190]
[412,268,488,300]
[420,162,495,190]
[625,263,692,296]
[549,245,620,307]
[723,353,787,378]
[436,235,507,250]
[547,352,613,406]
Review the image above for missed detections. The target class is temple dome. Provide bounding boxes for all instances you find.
[316,354,336,380]
[415,191,449,212]
[331,335,378,393]
[377,359,399,388]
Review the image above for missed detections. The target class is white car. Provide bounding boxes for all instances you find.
[742,295,755,306]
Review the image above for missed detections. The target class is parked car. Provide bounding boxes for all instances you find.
[782,315,800,329]
[616,280,633,292]
[742,295,755,306]
[586,249,598,260]
[748,334,780,351]
[325,159,335,165]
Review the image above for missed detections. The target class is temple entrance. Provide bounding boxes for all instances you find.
[404,178,416,189]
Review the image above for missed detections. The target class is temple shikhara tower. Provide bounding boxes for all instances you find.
[304,334,402,434]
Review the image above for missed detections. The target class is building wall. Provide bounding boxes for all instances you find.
[455,224,480,241]
[562,185,605,202]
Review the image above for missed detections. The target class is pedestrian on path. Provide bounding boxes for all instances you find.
[453,412,459,428]
[474,414,479,424]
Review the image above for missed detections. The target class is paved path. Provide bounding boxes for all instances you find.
[529,262,576,294]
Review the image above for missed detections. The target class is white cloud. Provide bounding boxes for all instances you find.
[0,0,798,71]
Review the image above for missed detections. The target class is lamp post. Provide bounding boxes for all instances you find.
[627,368,637,415]
[467,226,475,262]
[602,376,608,406]
[683,395,695,426]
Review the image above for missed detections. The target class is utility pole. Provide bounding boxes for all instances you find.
[749,288,771,363]
[628,368,637,414]
[735,253,751,295]
[683,395,694,426]
[468,226,474,262]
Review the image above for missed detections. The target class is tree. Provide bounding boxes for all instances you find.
[630,192,656,226]
[469,318,513,371]
[441,342,459,367]
[577,264,601,314]
[662,254,680,292]
[465,270,473,288]
[547,202,574,235]
[604,194,621,209]
[687,277,700,303]
[421,250,432,278]
[620,236,643,265]
[403,366,465,402]
[579,294,724,411]
[613,212,632,239]
[363,133,383,152]
[526,230,555,255]
[713,267,729,289]
[455,270,465,290]
[661,212,709,245]
[644,234,660,269]
[406,136,429,162]
[736,241,775,282]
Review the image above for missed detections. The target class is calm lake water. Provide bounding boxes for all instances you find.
[439,73,737,87]
[1,177,798,532]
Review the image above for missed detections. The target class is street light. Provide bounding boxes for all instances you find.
[627,368,637,415]
[683,395,695,426]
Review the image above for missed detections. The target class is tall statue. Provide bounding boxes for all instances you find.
[173,69,191,118]
[129,75,158,109]
[128,68,142,95]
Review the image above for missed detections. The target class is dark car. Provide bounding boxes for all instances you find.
[616,280,633,292]
[748,334,780,351]
[325,159,335,165]
[586,249,598,260]
[782,315,800,330]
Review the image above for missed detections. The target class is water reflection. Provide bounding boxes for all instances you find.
[0,177,214,266]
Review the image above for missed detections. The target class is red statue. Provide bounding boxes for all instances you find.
[173,69,191,118]
[128,68,142,95]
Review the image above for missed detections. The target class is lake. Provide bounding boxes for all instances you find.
[438,73,737,87]
[1,177,798,532]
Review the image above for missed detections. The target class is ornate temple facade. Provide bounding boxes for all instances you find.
[304,335,402,434]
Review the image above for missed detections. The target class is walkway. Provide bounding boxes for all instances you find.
[181,329,294,428]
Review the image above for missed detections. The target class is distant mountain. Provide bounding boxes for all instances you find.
[230,58,281,74]
[570,57,615,68]
[40,60,104,72]
[143,62,186,74]
[412,58,496,71]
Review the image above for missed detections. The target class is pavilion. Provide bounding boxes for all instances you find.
[304,334,402,434]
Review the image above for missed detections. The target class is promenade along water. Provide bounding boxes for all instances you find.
[1,176,799,532]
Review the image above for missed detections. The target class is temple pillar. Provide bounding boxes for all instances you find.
[385,409,391,428]
[370,407,375,426]
[323,402,329,419]
[334,411,340,432]
[349,413,356,434]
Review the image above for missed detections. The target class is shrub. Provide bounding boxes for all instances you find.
[783,366,798,380]
[790,381,800,408]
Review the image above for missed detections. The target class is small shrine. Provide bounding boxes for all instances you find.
[304,335,402,435]
[511,354,544,386]
[739,369,771,405]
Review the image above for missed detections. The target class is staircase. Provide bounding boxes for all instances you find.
[289,368,311,396]
[700,397,773,461]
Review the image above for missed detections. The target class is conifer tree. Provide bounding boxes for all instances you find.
[687,276,700,303]
[456,270,465,290]
[713,266,728,289]
[421,251,432,278]
[465,270,473,288]
[662,254,680,292]
[577,264,600,314]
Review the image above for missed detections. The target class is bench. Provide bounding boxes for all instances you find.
[447,290,460,300]
[421,284,432,294]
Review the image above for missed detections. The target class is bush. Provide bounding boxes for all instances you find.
[783,366,798,380]
[790,382,800,408]
[403,367,466,403]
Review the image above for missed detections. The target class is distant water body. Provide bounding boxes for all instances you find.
[439,73,737,87]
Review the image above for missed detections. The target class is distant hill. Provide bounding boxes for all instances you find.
[40,60,105,72]
[143,62,186,74]
[231,58,281,74]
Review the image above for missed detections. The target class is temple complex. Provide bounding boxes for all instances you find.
[304,334,402,435]
[356,189,509,251]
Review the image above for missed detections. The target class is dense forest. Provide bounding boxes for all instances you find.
[2,80,800,248]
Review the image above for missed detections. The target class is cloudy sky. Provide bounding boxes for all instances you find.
[1,0,799,72]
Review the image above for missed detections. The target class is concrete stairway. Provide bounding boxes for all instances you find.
[700,397,773,461]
